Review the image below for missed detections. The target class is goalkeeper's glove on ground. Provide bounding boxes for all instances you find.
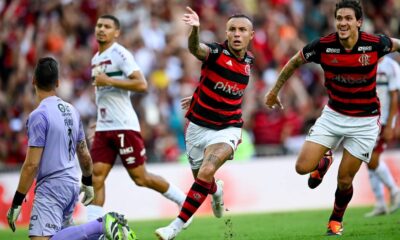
[7,191,25,232]
[80,175,94,206]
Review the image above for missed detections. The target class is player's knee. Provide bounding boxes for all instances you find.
[132,175,148,187]
[295,162,308,175]
[337,177,352,189]
[198,164,216,177]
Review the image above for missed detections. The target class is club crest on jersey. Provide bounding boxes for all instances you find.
[92,60,111,75]
[245,64,251,75]
[358,54,370,66]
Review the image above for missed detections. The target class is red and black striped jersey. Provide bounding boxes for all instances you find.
[301,31,393,117]
[186,41,254,129]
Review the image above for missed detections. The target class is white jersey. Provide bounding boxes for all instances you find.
[92,42,142,131]
[376,56,400,125]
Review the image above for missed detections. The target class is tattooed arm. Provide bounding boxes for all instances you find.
[264,51,307,109]
[182,6,209,61]
[76,139,93,177]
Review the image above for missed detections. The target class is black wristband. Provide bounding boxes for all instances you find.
[12,191,26,206]
[81,175,93,186]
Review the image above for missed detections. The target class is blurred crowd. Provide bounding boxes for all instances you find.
[1,0,400,168]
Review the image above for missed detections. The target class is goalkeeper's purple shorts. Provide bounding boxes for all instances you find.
[29,179,79,237]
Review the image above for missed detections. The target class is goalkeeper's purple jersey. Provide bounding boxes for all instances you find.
[27,96,85,185]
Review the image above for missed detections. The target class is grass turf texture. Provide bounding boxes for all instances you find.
[1,206,399,239]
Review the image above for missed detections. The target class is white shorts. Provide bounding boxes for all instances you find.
[185,121,242,169]
[306,106,380,163]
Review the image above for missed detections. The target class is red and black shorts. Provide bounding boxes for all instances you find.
[90,130,147,169]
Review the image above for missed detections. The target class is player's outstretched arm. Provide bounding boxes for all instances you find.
[264,51,306,109]
[182,6,209,61]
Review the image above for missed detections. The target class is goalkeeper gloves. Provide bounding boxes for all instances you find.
[7,191,25,232]
[80,175,94,206]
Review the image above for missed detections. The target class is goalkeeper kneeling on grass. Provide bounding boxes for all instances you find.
[6,57,136,240]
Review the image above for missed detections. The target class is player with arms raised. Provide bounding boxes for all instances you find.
[155,6,254,240]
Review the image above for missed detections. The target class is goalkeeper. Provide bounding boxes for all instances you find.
[6,57,136,240]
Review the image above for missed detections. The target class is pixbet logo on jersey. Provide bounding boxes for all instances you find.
[214,82,244,96]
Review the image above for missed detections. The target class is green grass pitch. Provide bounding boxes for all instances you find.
[1,206,399,239]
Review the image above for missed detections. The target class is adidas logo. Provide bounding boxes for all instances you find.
[226,60,233,66]
[362,152,369,159]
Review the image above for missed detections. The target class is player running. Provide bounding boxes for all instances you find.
[265,0,400,236]
[155,6,254,240]
[87,15,188,225]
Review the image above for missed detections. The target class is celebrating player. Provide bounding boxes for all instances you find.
[155,6,254,240]
[265,0,400,236]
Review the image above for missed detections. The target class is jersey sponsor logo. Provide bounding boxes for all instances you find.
[326,48,340,53]
[125,156,136,164]
[333,75,368,84]
[358,54,371,66]
[304,50,316,59]
[226,60,233,66]
[245,57,252,64]
[214,81,244,96]
[120,146,133,155]
[357,46,372,52]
